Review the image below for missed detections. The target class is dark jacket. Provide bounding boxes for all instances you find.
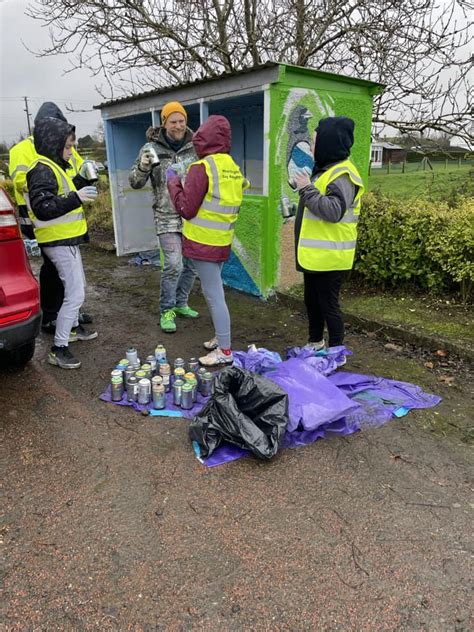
[295,116,357,273]
[167,115,236,263]
[129,126,196,235]
[26,117,89,247]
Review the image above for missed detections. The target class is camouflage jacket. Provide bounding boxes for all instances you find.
[129,126,196,235]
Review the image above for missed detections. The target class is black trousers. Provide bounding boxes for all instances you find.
[303,270,346,347]
[40,248,65,324]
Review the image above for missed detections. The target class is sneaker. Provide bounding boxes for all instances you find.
[41,320,57,334]
[203,336,218,350]
[78,312,93,325]
[303,340,325,352]
[199,348,234,367]
[160,309,176,333]
[48,345,81,369]
[69,325,98,342]
[174,305,199,318]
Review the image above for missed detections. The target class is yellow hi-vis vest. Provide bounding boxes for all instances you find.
[9,136,83,206]
[183,153,247,246]
[297,159,365,271]
[26,155,87,245]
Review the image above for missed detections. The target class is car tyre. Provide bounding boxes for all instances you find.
[2,339,36,368]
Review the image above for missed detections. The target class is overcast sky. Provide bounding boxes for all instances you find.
[0,0,103,145]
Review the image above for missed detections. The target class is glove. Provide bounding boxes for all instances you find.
[165,167,178,181]
[140,152,154,170]
[76,186,98,202]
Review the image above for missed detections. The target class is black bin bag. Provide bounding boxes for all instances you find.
[189,366,289,459]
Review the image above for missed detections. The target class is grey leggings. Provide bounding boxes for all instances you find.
[192,260,231,349]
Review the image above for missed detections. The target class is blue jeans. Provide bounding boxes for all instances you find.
[158,232,196,313]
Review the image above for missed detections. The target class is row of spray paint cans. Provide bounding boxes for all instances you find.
[110,344,214,410]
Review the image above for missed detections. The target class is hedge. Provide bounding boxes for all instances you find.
[355,192,474,301]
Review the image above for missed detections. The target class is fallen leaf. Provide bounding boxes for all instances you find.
[385,343,402,351]
[438,375,455,385]
[424,362,434,369]
[436,349,447,357]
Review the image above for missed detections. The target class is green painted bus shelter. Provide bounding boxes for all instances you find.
[96,62,382,297]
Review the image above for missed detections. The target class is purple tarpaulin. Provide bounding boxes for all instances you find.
[100,345,442,467]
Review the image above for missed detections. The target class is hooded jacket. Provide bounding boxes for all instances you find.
[168,115,239,262]
[294,116,358,273]
[8,102,85,238]
[129,126,197,235]
[26,117,89,247]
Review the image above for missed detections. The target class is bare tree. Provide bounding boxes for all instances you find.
[26,0,473,145]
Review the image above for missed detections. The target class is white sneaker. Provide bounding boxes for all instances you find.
[303,340,325,352]
[203,336,218,350]
[199,348,234,366]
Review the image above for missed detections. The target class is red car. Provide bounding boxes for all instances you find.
[0,187,41,366]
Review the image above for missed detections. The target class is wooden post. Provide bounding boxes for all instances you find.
[402,160,406,173]
[458,157,462,168]
[445,158,448,170]
[387,160,391,174]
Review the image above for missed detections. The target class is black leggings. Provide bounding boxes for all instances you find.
[303,271,346,347]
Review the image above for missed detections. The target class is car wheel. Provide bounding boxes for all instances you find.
[2,339,36,368]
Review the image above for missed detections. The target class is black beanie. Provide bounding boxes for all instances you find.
[313,116,355,171]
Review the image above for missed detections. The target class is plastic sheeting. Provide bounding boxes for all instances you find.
[100,345,442,468]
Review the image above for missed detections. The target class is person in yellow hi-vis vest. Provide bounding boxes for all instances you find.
[292,116,365,361]
[26,116,99,369]
[167,115,249,367]
[9,102,94,333]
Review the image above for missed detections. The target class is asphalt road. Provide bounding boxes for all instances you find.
[1,248,473,631]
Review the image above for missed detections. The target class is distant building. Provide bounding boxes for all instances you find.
[370,141,406,167]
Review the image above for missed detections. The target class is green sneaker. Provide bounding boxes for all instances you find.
[174,305,199,318]
[160,309,176,333]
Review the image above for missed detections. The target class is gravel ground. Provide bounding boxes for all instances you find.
[1,247,473,631]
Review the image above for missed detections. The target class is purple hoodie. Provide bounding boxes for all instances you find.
[167,115,234,263]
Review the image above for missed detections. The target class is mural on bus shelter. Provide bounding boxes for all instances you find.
[276,87,335,211]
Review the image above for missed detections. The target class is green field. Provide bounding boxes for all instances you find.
[368,162,474,201]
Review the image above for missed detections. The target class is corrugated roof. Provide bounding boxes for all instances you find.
[94,61,383,109]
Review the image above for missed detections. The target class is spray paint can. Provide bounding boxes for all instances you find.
[188,358,199,374]
[187,377,198,402]
[126,347,138,365]
[151,375,163,387]
[154,344,167,363]
[145,354,157,373]
[172,379,185,406]
[152,383,166,409]
[124,367,136,385]
[137,378,151,405]
[135,369,146,381]
[126,376,138,402]
[115,361,129,383]
[142,143,160,167]
[111,376,124,402]
[200,371,214,397]
[159,363,171,391]
[141,363,153,380]
[174,357,185,370]
[173,367,185,382]
[197,367,207,392]
[180,383,193,410]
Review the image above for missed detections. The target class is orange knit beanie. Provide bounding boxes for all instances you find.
[161,101,187,124]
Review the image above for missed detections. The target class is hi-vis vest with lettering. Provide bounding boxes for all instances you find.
[9,136,83,206]
[297,159,365,271]
[183,153,247,247]
[26,155,87,245]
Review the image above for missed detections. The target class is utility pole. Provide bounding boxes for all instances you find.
[23,96,32,135]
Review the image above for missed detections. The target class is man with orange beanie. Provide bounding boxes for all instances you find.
[129,101,199,333]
